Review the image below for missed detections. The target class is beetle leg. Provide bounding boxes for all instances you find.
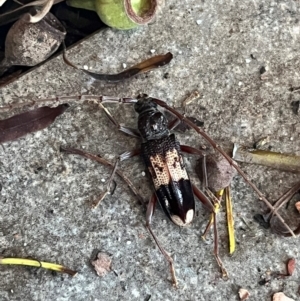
[213,208,228,279]
[201,190,222,240]
[98,102,141,138]
[92,149,140,208]
[168,117,182,131]
[146,194,178,288]
[192,184,228,278]
[192,184,215,212]
[180,144,206,156]
[61,147,144,205]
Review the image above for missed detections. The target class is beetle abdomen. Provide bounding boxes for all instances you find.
[141,134,195,226]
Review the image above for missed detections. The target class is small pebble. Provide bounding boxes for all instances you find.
[239,288,250,300]
[83,65,88,70]
[196,19,202,25]
[150,49,156,53]
[122,63,127,69]
[273,292,295,301]
[295,201,300,213]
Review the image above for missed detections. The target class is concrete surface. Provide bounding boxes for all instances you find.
[1,0,300,300]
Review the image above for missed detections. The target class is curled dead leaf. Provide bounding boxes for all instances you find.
[273,292,295,301]
[91,252,112,277]
[63,47,173,83]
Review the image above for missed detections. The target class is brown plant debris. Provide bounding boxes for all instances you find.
[91,252,112,277]
[273,292,295,301]
[0,104,69,143]
[200,152,237,192]
[63,46,173,83]
[0,257,76,276]
[238,288,250,300]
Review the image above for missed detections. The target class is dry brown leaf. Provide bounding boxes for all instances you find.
[91,252,112,277]
[63,49,173,83]
[0,104,69,143]
[238,288,250,300]
[273,292,295,301]
[202,152,237,192]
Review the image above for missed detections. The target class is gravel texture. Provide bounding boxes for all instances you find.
[1,1,300,300]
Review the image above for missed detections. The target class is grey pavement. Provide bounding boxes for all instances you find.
[0,1,300,300]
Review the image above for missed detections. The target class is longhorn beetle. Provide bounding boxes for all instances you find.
[0,93,295,287]
[98,94,226,287]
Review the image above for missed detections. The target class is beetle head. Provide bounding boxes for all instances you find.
[135,95,169,140]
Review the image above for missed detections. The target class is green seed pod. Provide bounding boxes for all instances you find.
[67,0,158,30]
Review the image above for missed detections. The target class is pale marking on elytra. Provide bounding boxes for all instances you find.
[148,149,188,189]
[171,209,194,226]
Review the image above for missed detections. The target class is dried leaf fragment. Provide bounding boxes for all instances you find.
[295,202,300,213]
[0,104,69,143]
[287,258,296,276]
[63,46,173,82]
[0,257,76,276]
[233,144,300,173]
[273,292,295,301]
[199,152,237,192]
[239,288,250,300]
[91,252,112,277]
[225,187,235,255]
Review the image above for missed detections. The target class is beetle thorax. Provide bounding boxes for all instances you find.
[135,99,169,140]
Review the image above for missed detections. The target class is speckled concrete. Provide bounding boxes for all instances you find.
[1,1,300,300]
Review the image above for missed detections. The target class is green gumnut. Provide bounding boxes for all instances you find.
[67,0,155,29]
[95,0,151,30]
[67,0,96,11]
